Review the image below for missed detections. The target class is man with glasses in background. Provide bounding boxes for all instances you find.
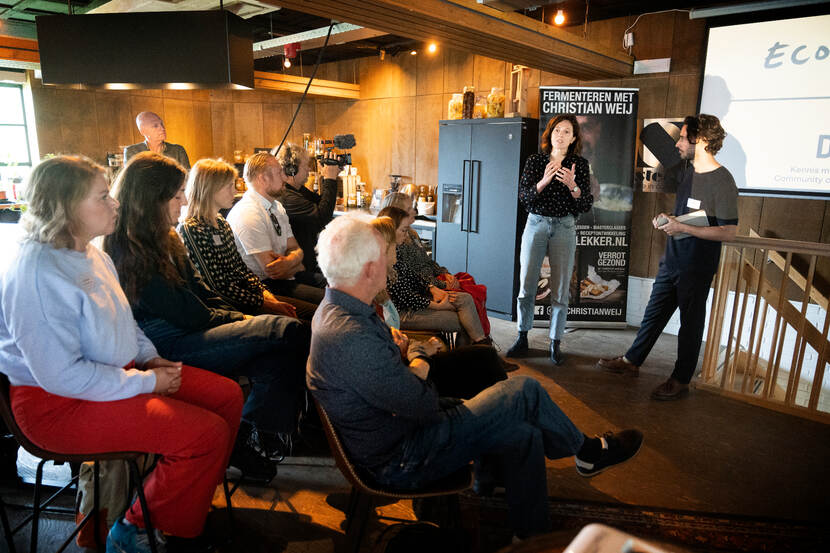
[227,152,323,320]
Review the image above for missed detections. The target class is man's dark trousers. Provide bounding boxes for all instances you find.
[625,263,714,384]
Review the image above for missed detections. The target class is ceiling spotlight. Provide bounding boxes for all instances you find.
[410,50,417,56]
[283,57,291,69]
[427,42,437,54]
[554,9,565,25]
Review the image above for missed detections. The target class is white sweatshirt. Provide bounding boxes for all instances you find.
[0,240,157,401]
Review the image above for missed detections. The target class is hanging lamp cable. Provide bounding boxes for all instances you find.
[271,21,335,157]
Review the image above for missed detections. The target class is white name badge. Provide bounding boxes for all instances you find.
[212,234,223,246]
[687,198,701,209]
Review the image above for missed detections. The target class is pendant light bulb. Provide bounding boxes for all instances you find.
[427,42,437,54]
[283,57,291,69]
[554,9,565,25]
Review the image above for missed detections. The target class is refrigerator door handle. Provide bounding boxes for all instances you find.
[461,159,471,232]
[471,160,482,233]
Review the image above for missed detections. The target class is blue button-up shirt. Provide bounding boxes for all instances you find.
[307,288,440,469]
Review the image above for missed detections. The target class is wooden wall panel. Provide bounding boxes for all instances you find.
[56,89,101,162]
[670,12,708,74]
[288,101,317,145]
[626,76,668,119]
[630,12,675,62]
[416,49,444,97]
[162,98,197,161]
[415,94,443,185]
[473,55,507,96]
[190,101,214,163]
[262,103,293,149]
[666,74,700,117]
[30,87,62,158]
[629,189,655,277]
[443,48,474,94]
[210,102,235,162]
[95,93,134,157]
[233,102,264,153]
[387,97,416,178]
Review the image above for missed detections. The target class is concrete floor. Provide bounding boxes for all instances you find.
[3,319,829,553]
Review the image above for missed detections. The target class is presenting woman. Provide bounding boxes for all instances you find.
[103,152,309,478]
[178,158,309,318]
[0,155,242,553]
[506,115,593,365]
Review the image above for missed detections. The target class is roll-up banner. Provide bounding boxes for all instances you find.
[534,86,638,328]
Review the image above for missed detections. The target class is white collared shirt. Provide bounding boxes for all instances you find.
[226,188,294,280]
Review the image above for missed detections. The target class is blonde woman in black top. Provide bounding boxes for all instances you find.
[506,115,593,364]
[178,158,303,318]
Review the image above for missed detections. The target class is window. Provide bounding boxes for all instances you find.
[0,71,39,202]
[0,83,33,167]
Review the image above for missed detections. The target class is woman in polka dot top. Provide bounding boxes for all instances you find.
[507,114,593,365]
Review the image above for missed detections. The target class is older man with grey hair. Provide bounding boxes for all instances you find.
[307,215,644,541]
[124,111,190,169]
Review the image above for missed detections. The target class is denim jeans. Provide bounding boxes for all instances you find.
[140,315,309,434]
[399,292,485,345]
[371,376,584,538]
[263,279,324,321]
[626,263,714,384]
[516,213,577,340]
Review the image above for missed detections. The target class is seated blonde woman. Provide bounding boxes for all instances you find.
[178,158,316,320]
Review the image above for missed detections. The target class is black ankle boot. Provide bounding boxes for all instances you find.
[506,332,528,358]
[550,339,565,365]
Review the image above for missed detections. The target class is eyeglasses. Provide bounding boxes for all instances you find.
[269,211,282,237]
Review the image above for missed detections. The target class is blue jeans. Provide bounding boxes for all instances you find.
[516,213,577,340]
[371,376,584,538]
[140,315,309,434]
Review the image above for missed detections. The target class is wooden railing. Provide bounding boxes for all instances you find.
[699,232,830,423]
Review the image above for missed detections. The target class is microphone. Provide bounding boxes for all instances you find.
[332,134,356,149]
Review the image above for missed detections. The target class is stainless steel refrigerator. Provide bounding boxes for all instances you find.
[435,117,538,320]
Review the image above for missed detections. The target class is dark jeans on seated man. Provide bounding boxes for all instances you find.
[141,314,309,436]
[263,278,325,321]
[370,376,582,537]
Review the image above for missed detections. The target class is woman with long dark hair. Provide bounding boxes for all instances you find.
[506,115,593,364]
[104,152,309,481]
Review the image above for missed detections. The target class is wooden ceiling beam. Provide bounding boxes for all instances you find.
[260,0,633,79]
[254,71,360,99]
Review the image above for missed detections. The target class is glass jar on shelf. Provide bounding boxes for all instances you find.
[473,95,487,119]
[447,93,463,120]
[462,86,475,119]
[487,87,505,118]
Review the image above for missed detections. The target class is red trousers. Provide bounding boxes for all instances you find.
[10,365,242,538]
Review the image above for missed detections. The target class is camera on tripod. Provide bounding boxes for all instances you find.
[317,134,355,168]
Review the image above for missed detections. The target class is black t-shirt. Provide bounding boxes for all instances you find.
[663,164,738,276]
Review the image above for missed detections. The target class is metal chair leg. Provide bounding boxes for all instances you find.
[0,495,16,553]
[128,459,158,553]
[30,459,46,553]
[347,492,373,553]
[222,476,235,533]
[93,461,101,551]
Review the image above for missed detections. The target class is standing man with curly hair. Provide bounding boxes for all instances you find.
[597,114,738,400]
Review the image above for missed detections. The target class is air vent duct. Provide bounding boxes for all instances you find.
[35,10,253,89]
